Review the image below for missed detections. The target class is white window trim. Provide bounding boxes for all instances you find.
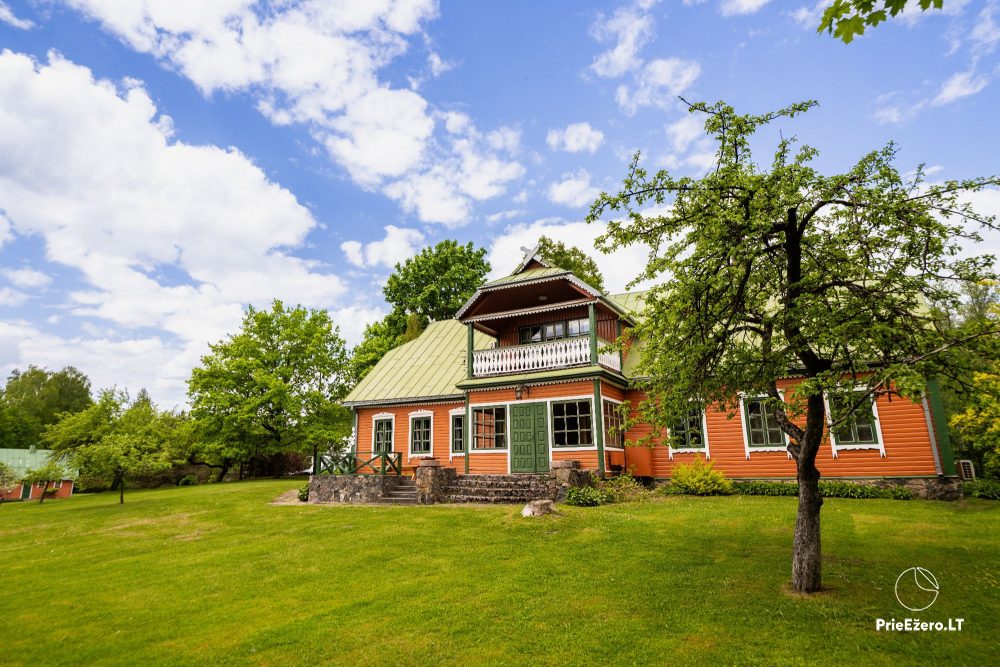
[371,412,395,456]
[408,410,434,458]
[601,396,626,451]
[739,393,793,459]
[668,407,711,460]
[824,390,886,458]
[448,407,466,460]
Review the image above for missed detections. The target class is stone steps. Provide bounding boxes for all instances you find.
[449,494,547,504]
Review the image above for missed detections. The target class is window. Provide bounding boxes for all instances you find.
[567,318,590,337]
[410,416,431,454]
[830,392,879,445]
[603,400,625,449]
[373,418,393,453]
[519,318,590,344]
[519,325,543,344]
[671,408,705,449]
[552,400,593,447]
[745,399,785,447]
[451,414,465,453]
[473,407,507,449]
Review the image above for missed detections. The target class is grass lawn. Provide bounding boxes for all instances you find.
[1,481,997,666]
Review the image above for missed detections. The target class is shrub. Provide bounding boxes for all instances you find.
[177,474,197,487]
[731,480,798,496]
[564,486,608,507]
[731,479,913,500]
[818,480,881,499]
[297,483,310,502]
[667,458,733,496]
[599,473,651,503]
[964,479,1000,500]
[884,485,914,500]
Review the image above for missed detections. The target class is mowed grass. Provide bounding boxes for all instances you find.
[1,481,998,666]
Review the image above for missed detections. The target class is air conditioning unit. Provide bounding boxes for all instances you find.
[958,459,975,481]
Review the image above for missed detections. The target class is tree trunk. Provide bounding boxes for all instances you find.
[792,459,822,592]
[215,458,232,483]
[791,392,827,593]
[38,480,48,504]
[119,478,125,504]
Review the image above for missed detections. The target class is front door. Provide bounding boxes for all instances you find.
[510,403,549,473]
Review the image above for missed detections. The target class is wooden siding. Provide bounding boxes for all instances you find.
[467,452,508,474]
[468,380,596,405]
[495,308,619,347]
[553,449,599,469]
[355,403,465,472]
[624,378,941,479]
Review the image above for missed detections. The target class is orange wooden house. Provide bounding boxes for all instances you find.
[341,248,957,483]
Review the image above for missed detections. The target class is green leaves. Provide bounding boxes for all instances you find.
[589,98,998,455]
[818,0,945,43]
[536,236,607,292]
[187,300,352,464]
[383,240,490,322]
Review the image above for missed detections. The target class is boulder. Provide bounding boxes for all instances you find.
[521,499,557,517]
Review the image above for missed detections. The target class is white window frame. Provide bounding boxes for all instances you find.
[601,396,626,452]
[371,412,395,456]
[824,389,886,458]
[739,393,793,459]
[667,405,711,460]
[448,407,466,460]
[408,410,434,458]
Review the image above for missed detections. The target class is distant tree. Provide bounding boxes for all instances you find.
[589,99,998,593]
[351,241,490,381]
[46,389,173,503]
[0,461,18,507]
[188,300,352,480]
[23,460,67,504]
[951,365,1000,479]
[537,236,607,292]
[819,0,944,43]
[383,240,490,321]
[1,365,92,449]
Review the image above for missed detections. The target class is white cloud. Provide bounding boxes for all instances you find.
[485,209,525,223]
[3,267,52,289]
[487,218,655,293]
[665,114,704,152]
[427,51,454,77]
[589,4,657,78]
[0,287,28,306]
[0,1,33,29]
[0,50,351,405]
[331,304,388,347]
[932,70,990,105]
[547,170,601,208]
[721,0,772,16]
[615,58,701,115]
[62,0,521,226]
[546,122,605,153]
[789,1,826,27]
[970,2,1000,55]
[340,225,425,269]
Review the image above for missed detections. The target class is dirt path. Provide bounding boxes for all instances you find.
[270,489,302,505]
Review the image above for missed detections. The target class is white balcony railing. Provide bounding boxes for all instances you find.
[472,337,621,377]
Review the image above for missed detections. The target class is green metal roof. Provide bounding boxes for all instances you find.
[343,320,494,405]
[0,448,76,479]
[608,291,649,319]
[481,267,569,288]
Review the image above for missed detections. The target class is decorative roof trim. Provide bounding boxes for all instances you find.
[343,394,465,409]
[464,297,595,323]
[513,244,551,274]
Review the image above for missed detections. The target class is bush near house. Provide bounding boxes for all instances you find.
[661,458,733,496]
[964,479,1000,500]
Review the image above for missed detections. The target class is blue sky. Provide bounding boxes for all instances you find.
[1,0,998,407]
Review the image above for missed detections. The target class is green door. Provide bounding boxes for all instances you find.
[510,403,549,474]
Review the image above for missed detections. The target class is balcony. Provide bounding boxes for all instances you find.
[472,336,621,377]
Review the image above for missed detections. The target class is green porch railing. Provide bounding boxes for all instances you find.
[319,451,402,476]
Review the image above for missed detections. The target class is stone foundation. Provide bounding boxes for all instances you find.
[309,474,394,503]
[311,458,594,505]
[858,477,963,501]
